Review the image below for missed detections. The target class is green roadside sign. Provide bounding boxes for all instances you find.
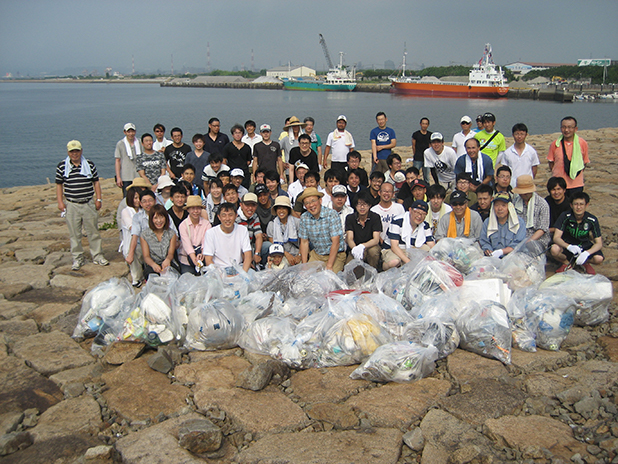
[578,59,611,67]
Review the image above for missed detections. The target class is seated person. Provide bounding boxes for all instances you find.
[371,181,405,244]
[213,184,239,226]
[217,169,231,186]
[479,193,526,258]
[267,243,289,270]
[264,169,288,202]
[512,175,550,247]
[293,171,323,217]
[181,163,204,198]
[205,178,223,224]
[494,165,513,195]
[236,192,264,268]
[345,168,366,206]
[426,184,451,232]
[470,184,494,222]
[435,190,483,241]
[203,202,253,273]
[255,184,273,234]
[396,166,420,204]
[446,173,477,206]
[178,196,211,275]
[399,178,428,205]
[155,174,175,208]
[267,196,301,266]
[330,184,354,232]
[384,153,403,186]
[322,169,348,209]
[382,199,435,270]
[202,153,229,184]
[167,184,189,230]
[288,133,320,181]
[368,170,384,206]
[545,176,571,234]
[345,150,369,187]
[298,187,347,273]
[550,192,603,275]
[454,137,494,191]
[230,168,249,198]
[141,204,178,279]
[249,168,266,194]
[288,162,309,206]
[345,190,382,269]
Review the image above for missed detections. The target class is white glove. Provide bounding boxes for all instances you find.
[567,245,582,256]
[492,249,504,259]
[575,251,590,266]
[351,244,365,261]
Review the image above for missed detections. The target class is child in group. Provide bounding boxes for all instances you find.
[202,153,230,184]
[181,164,204,198]
[267,243,289,270]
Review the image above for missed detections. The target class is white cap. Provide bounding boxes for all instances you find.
[336,115,347,122]
[430,132,444,141]
[230,168,245,178]
[393,172,406,183]
[260,124,271,132]
[269,244,284,255]
[294,161,309,171]
[124,123,136,131]
[460,115,472,124]
[332,185,347,196]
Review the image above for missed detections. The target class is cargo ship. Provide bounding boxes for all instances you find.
[390,44,509,98]
[283,52,356,92]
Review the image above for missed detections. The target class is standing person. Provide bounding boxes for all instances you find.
[370,112,397,173]
[119,186,143,287]
[323,115,355,173]
[288,134,320,182]
[136,133,166,189]
[153,123,172,153]
[370,181,405,244]
[547,116,589,196]
[411,117,432,182]
[241,120,262,154]
[280,116,306,179]
[203,203,253,273]
[164,127,192,180]
[298,187,347,273]
[473,115,483,133]
[367,171,384,206]
[382,199,435,270]
[141,204,178,279]
[345,190,382,269]
[303,117,322,166]
[497,123,540,187]
[236,193,264,268]
[185,133,210,191]
[255,184,274,234]
[56,140,108,270]
[114,123,140,196]
[252,124,284,183]
[479,193,526,258]
[550,192,603,274]
[266,196,301,266]
[545,177,571,234]
[424,132,458,190]
[435,190,483,241]
[474,112,506,166]
[454,138,494,191]
[178,196,211,275]
[512,175,551,247]
[451,116,476,157]
[223,124,252,189]
[344,151,369,187]
[204,117,229,157]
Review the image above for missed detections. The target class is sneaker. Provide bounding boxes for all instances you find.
[555,263,571,273]
[581,263,596,275]
[132,280,143,288]
[71,257,84,271]
[93,255,109,266]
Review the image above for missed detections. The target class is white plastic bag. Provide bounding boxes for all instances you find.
[403,317,460,359]
[430,237,483,274]
[184,299,244,350]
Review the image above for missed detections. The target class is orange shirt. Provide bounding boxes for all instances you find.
[547,137,589,189]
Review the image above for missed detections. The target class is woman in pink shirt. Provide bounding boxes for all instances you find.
[178,195,212,275]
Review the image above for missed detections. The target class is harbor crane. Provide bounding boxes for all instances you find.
[319,34,334,70]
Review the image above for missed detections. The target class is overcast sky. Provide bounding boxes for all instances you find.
[1,0,616,76]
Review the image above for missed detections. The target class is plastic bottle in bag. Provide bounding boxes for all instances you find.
[184,299,244,351]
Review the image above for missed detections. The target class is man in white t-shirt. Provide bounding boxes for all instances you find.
[496,123,540,188]
[323,115,355,174]
[203,202,252,273]
[152,123,173,153]
[451,115,476,157]
[424,132,458,190]
[370,181,404,243]
[241,120,262,154]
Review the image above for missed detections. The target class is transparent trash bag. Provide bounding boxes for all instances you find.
[430,237,483,274]
[506,286,538,352]
[375,267,413,309]
[406,257,463,303]
[355,292,414,340]
[466,256,507,281]
[237,316,299,360]
[276,294,326,321]
[402,317,460,359]
[539,270,613,326]
[350,341,439,383]
[524,289,576,351]
[456,300,512,364]
[500,250,546,291]
[260,262,346,300]
[142,266,180,298]
[408,292,459,323]
[342,259,377,291]
[120,291,177,347]
[234,291,281,324]
[184,299,244,351]
[73,277,134,339]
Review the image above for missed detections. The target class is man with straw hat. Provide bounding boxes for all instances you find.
[512,175,550,247]
[178,195,212,275]
[298,187,346,272]
[479,193,526,258]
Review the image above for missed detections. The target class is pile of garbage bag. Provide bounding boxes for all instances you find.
[73,242,613,383]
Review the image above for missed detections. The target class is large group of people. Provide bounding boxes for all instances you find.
[55,112,604,286]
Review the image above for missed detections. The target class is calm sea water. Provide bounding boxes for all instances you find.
[1,82,616,188]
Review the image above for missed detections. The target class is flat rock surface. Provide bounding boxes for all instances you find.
[510,348,570,373]
[29,302,77,326]
[345,378,451,428]
[174,354,251,390]
[12,330,94,376]
[102,356,190,422]
[103,341,146,365]
[447,348,508,385]
[0,263,54,289]
[49,261,129,292]
[485,414,589,460]
[30,395,101,442]
[238,428,403,464]
[290,365,370,403]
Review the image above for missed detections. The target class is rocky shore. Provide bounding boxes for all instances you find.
[0,127,617,464]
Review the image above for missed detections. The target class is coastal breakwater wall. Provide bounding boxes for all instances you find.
[507,87,574,102]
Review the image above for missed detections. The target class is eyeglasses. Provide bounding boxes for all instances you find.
[461,121,471,125]
[304,198,320,206]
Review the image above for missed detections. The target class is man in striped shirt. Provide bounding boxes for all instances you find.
[56,140,109,270]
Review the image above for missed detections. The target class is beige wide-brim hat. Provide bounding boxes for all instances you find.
[128,177,152,189]
[512,175,537,194]
[283,116,307,130]
[296,187,324,204]
[183,195,204,209]
[271,195,292,215]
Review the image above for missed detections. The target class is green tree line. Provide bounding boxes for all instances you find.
[521,65,618,84]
